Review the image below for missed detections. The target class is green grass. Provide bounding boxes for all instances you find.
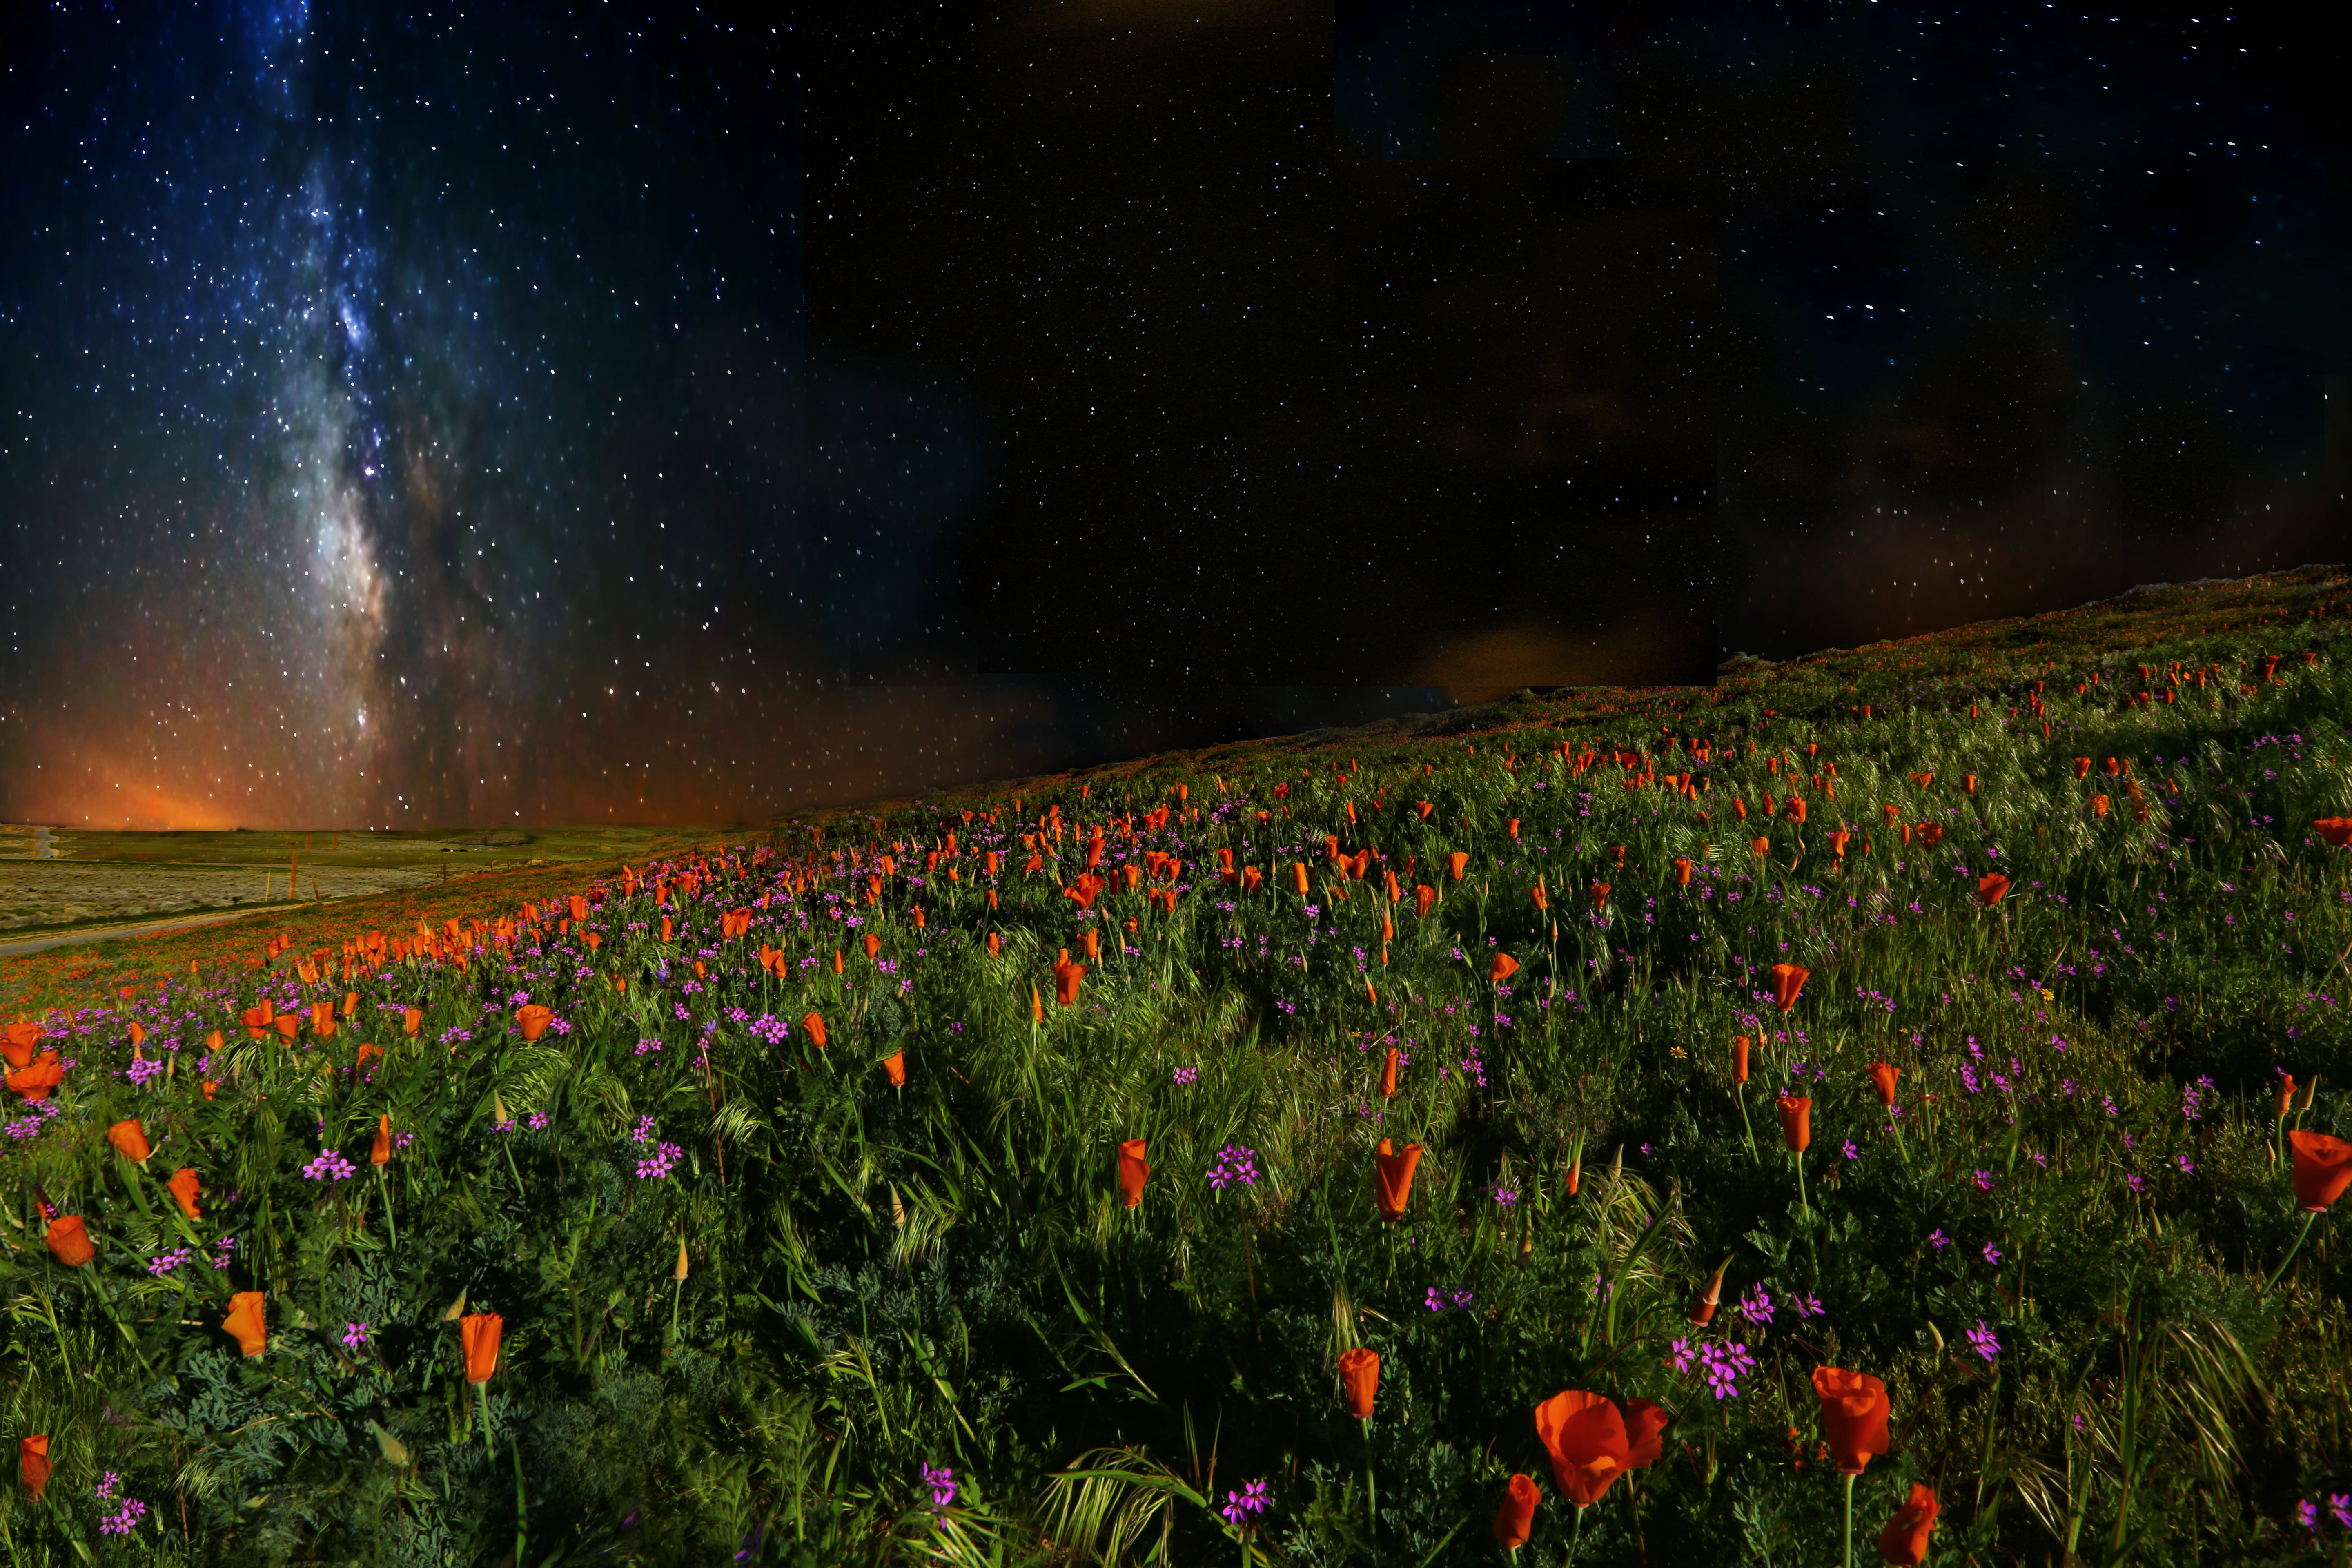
[1,564,2348,1565]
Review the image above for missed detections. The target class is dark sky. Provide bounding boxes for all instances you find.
[0,1,2334,829]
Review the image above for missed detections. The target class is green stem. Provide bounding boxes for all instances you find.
[513,1433,528,1567]
[375,1166,398,1248]
[1362,1418,1376,1533]
[1842,1470,1856,1568]
[1794,1148,1809,1215]
[478,1379,494,1470]
[2262,1210,2319,1294]
[1569,1502,1587,1564]
[1735,1086,1759,1164]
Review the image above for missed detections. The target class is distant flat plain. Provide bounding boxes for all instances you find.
[0,825,714,939]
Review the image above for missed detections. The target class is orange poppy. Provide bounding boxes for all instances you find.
[1963,773,1976,793]
[1777,1096,1812,1152]
[1811,1367,1890,1473]
[127,1021,147,1047]
[1674,857,1693,886]
[1493,1474,1540,1549]
[45,1214,96,1267]
[1291,862,1311,896]
[371,1115,393,1167]
[514,1004,553,1042]
[1338,1346,1380,1419]
[1976,873,2009,906]
[2301,816,2352,848]
[1530,881,1549,912]
[1691,1258,1729,1326]
[1533,1390,1631,1507]
[1770,963,1809,1011]
[2073,757,2092,780]
[8,1053,63,1100]
[1447,851,1470,881]
[1751,835,1771,859]
[1490,951,1519,984]
[224,1291,268,1357]
[802,1011,828,1049]
[107,1119,151,1163]
[3,1021,45,1069]
[1624,1397,1670,1470]
[1118,1138,1151,1207]
[167,1166,202,1220]
[1415,884,1436,918]
[1733,1035,1750,1084]
[309,1002,337,1038]
[1082,929,1100,962]
[863,931,881,960]
[2091,794,2110,818]
[882,1050,906,1087]
[1031,986,1045,1023]
[1879,1483,1939,1566]
[1916,822,1944,847]
[1868,1062,1898,1107]
[2288,1131,2352,1212]
[1374,1138,1423,1222]
[460,1312,503,1381]
[19,1434,50,1504]
[1380,1048,1400,1098]
[1054,958,1087,1006]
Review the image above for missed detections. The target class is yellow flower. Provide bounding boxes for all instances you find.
[2040,989,2055,1001]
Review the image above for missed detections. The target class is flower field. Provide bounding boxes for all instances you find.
[4,564,2351,1565]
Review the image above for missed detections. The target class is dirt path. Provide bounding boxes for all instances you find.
[0,904,289,958]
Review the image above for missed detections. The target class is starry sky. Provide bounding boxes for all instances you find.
[0,0,2334,829]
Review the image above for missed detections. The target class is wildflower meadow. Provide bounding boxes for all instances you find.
[3,566,2351,1565]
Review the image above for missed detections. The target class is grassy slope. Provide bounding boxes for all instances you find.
[0,563,2347,1566]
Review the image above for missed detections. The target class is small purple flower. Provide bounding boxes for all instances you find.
[1207,1145,1259,1191]
[2331,1494,2352,1530]
[1699,1340,1757,1400]
[342,1321,371,1349]
[1965,1319,2000,1362]
[302,1149,358,1181]
[2298,1499,2321,1532]
[635,1141,683,1180]
[1982,1243,2002,1266]
[1172,1066,1198,1085]
[1736,1284,1773,1326]
[1669,1336,1695,1374]
[1842,1140,1859,1160]
[1973,1170,1994,1193]
[921,1463,956,1512]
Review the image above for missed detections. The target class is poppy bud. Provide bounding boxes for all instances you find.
[1777,1096,1812,1152]
[45,1214,96,1267]
[20,1434,51,1504]
[1879,1483,1940,1566]
[1810,1367,1890,1474]
[1374,1138,1422,1221]
[372,1115,392,1166]
[460,1312,502,1382]
[1118,1138,1151,1207]
[1868,1062,1898,1107]
[168,1167,203,1220]
[882,1050,906,1087]
[2288,1131,2352,1212]
[1692,1256,1729,1325]
[802,1011,828,1049]
[1338,1346,1379,1420]
[1380,1048,1399,1098]
[107,1119,151,1163]
[1494,1474,1540,1549]
[1733,1035,1750,1084]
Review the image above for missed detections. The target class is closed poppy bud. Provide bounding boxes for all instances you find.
[514,1004,553,1041]
[1777,1096,1812,1152]
[882,1050,906,1087]
[2276,1074,2296,1118]
[127,1021,146,1047]
[1118,1138,1151,1207]
[2288,1131,2352,1212]
[1733,1035,1750,1084]
[1031,986,1045,1024]
[1374,1138,1423,1222]
[1054,959,1087,1006]
[1868,1062,1898,1107]
[1963,773,1976,793]
[1530,882,1548,912]
[45,1214,96,1267]
[863,931,880,961]
[224,1291,268,1357]
[1490,951,1519,984]
[1811,1367,1890,1474]
[1752,835,1771,859]
[1380,1048,1400,1098]
[1447,851,1469,881]
[1976,873,2009,906]
[1415,885,1436,918]
[20,1434,50,1503]
[107,1118,151,1163]
[1338,1346,1379,1419]
[1770,963,1809,1011]
[1691,1256,1729,1325]
[1533,1390,1631,1507]
[1878,1483,1939,1566]
[460,1312,502,1382]
[1292,862,1310,895]
[398,1006,421,1038]
[1082,929,1100,962]
[2073,757,2092,780]
[802,1011,828,1049]
[2091,794,2110,818]
[1494,1473,1540,1549]
[202,1080,218,1100]
[1590,881,1610,910]
[833,949,844,974]
[167,1166,202,1220]
[986,931,1001,958]
[372,1115,392,1166]
[1916,823,1944,846]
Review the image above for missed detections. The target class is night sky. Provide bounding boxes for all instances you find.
[0,2,2333,829]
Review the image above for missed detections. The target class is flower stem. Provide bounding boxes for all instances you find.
[2262,1210,2319,1294]
[1794,1148,1809,1214]
[1842,1470,1856,1568]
